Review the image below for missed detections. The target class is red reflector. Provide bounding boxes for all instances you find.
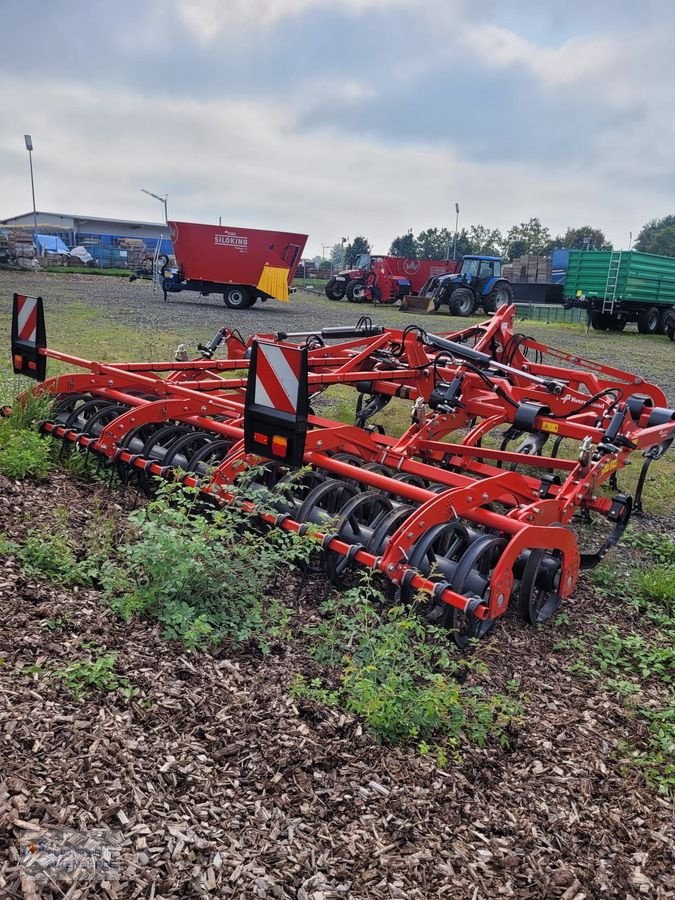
[254,432,269,445]
[271,435,288,457]
[28,360,37,371]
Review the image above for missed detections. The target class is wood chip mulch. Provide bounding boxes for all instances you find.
[0,472,673,899]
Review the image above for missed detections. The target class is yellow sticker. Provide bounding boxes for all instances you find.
[601,458,618,475]
[541,421,559,434]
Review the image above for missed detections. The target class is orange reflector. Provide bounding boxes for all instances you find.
[254,432,269,445]
[271,435,288,457]
[14,354,23,368]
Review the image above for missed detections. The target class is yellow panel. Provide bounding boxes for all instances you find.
[257,265,290,301]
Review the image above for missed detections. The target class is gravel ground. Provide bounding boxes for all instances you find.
[1,270,674,401]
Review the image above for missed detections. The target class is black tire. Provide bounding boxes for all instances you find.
[448,287,477,317]
[664,309,675,340]
[637,306,660,335]
[346,279,366,303]
[590,310,611,331]
[607,317,626,332]
[658,308,672,335]
[223,285,254,309]
[325,278,347,300]
[483,282,513,314]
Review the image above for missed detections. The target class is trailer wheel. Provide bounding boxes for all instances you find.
[449,288,477,317]
[608,318,626,332]
[664,309,675,340]
[224,286,254,309]
[637,306,660,335]
[325,278,347,300]
[484,283,513,313]
[590,310,611,331]
[658,308,672,335]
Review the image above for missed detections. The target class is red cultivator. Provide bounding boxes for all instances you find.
[9,293,675,644]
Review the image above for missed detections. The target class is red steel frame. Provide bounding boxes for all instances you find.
[21,304,675,628]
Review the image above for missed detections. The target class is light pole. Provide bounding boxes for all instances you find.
[452,202,460,261]
[341,236,349,267]
[141,188,168,223]
[24,135,38,242]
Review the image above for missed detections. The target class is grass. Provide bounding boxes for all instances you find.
[42,266,132,277]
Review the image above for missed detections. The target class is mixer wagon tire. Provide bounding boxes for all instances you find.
[325,278,347,300]
[637,307,660,335]
[484,283,513,314]
[346,280,367,303]
[449,288,477,317]
[224,286,254,309]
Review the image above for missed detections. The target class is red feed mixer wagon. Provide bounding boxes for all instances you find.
[161,221,308,309]
[325,254,460,304]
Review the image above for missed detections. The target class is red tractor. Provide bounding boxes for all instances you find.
[325,254,460,304]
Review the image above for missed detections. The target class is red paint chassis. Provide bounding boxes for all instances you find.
[17,303,675,641]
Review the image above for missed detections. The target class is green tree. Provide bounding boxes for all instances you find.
[554,226,612,251]
[345,235,372,266]
[416,227,452,259]
[389,232,417,258]
[330,242,345,267]
[635,216,675,257]
[467,225,504,256]
[504,218,553,259]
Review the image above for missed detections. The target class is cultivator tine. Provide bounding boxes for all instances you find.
[8,299,675,643]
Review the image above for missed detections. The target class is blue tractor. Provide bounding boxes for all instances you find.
[422,255,513,316]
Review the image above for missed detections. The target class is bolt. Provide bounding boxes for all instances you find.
[497,594,505,606]
[482,493,489,501]
[201,406,207,412]
[387,564,395,573]
[317,440,323,448]
[406,531,414,539]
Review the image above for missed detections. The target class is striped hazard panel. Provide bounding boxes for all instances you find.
[244,340,308,467]
[11,293,46,380]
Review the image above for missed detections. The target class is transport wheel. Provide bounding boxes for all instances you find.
[346,279,366,303]
[484,283,513,313]
[325,278,347,300]
[224,286,254,309]
[449,287,477,317]
[637,306,660,335]
[607,318,626,331]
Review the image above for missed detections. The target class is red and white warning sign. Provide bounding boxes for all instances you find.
[244,339,308,467]
[11,292,47,381]
[16,294,39,344]
[253,342,303,415]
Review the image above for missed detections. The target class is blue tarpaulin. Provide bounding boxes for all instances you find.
[34,233,70,254]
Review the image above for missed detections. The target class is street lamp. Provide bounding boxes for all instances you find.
[24,135,38,239]
[452,202,460,261]
[341,236,349,267]
[141,188,168,223]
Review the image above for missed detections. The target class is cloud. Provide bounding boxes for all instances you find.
[174,0,407,41]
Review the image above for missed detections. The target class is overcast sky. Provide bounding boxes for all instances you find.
[1,0,673,256]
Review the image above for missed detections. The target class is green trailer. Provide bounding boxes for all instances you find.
[564,249,675,337]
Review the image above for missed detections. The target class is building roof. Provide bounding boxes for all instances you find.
[1,211,166,229]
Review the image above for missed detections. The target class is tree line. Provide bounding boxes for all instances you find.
[311,215,675,269]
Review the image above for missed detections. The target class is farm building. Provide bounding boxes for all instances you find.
[0,211,172,267]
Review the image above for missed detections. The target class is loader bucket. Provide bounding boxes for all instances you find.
[400,294,435,314]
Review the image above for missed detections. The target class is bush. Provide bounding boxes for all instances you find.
[0,429,54,480]
[103,481,315,650]
[295,582,522,749]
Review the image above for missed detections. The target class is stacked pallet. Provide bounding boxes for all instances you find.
[119,238,148,270]
[509,255,552,283]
